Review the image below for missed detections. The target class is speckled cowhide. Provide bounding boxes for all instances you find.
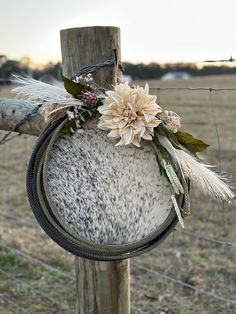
[47,118,173,245]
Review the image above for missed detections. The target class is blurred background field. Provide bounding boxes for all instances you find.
[0,75,236,313]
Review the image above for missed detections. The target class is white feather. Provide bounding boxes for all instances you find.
[11,75,81,106]
[159,135,234,201]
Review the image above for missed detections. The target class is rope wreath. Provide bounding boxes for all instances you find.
[26,115,188,260]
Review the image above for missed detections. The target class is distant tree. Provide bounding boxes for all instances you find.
[0,55,7,67]
[32,62,62,80]
[123,61,236,80]
[0,59,30,80]
[2,54,236,82]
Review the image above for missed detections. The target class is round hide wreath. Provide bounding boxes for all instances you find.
[11,64,234,261]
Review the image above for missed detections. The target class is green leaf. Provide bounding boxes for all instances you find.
[175,131,209,153]
[152,136,184,195]
[155,124,181,149]
[61,119,78,134]
[61,74,90,98]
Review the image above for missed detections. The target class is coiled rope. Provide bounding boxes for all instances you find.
[26,116,187,261]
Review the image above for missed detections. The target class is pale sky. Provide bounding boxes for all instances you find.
[1,0,236,64]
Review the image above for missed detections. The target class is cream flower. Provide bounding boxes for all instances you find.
[97,82,162,147]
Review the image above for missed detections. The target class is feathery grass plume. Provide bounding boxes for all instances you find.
[11,75,81,106]
[158,135,234,201]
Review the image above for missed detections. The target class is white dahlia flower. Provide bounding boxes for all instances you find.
[97,83,162,147]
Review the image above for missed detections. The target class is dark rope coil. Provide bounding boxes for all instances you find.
[26,116,187,261]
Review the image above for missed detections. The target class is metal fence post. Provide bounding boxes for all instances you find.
[60,26,130,314]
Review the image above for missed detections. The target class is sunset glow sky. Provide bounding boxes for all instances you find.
[1,0,236,65]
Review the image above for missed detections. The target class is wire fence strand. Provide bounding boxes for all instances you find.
[0,268,67,309]
[133,263,236,306]
[150,87,236,92]
[0,244,74,280]
[1,210,236,248]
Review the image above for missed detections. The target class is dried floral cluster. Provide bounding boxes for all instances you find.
[12,74,234,227]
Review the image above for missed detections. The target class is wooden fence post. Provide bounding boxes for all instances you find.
[60,26,130,314]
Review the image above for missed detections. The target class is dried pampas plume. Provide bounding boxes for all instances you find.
[159,135,234,201]
[11,75,83,122]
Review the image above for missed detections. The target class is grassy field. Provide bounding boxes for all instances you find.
[0,75,236,313]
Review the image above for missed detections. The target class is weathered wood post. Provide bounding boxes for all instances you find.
[60,26,130,314]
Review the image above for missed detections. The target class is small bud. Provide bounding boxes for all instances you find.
[81,91,97,107]
[160,110,181,133]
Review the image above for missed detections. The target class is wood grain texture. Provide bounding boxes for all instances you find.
[60,26,121,88]
[75,258,130,314]
[60,26,130,314]
[0,99,45,135]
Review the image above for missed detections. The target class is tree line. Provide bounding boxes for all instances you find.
[1,55,236,82]
[123,62,236,80]
[0,55,61,83]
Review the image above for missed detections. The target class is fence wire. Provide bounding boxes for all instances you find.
[1,209,235,248]
[133,263,236,306]
[0,268,68,310]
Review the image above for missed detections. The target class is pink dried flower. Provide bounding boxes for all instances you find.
[161,110,181,133]
[81,91,97,107]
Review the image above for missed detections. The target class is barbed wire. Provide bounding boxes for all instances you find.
[1,210,235,248]
[133,263,236,306]
[0,240,169,313]
[71,53,124,81]
[181,229,236,247]
[150,87,236,92]
[0,103,42,145]
[203,56,236,63]
[0,244,74,280]
[1,239,236,309]
[0,268,67,309]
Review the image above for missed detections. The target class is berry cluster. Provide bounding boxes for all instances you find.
[81,91,97,107]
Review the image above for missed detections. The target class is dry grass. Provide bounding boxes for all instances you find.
[0,76,236,313]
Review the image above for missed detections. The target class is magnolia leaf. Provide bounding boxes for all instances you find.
[61,74,90,98]
[176,131,209,153]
